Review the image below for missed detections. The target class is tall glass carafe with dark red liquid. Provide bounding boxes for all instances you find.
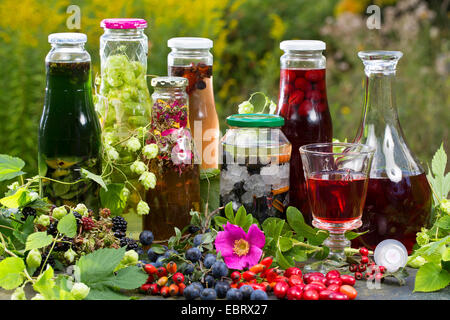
[353,51,432,253]
[277,40,333,223]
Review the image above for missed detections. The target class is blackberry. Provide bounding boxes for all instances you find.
[72,211,82,227]
[114,231,126,239]
[120,237,139,251]
[21,207,37,221]
[47,222,58,236]
[54,236,72,252]
[112,216,127,232]
[81,216,95,231]
[33,252,55,276]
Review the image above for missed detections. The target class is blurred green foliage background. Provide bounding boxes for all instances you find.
[0,0,448,185]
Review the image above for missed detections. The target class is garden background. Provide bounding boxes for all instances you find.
[0,0,448,192]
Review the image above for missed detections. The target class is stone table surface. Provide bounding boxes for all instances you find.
[0,267,448,300]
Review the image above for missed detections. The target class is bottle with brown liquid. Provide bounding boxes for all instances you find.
[168,37,220,170]
[144,77,201,241]
[352,51,432,253]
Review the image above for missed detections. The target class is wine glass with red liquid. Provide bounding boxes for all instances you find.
[300,143,375,261]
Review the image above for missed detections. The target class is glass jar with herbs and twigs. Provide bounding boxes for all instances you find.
[94,19,154,239]
[144,76,201,241]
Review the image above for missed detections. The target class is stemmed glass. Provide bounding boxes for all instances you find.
[300,143,375,261]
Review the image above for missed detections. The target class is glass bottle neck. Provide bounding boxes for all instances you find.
[103,28,145,38]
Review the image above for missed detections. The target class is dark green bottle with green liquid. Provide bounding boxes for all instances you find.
[38,33,101,210]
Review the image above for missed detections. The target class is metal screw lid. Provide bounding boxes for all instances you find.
[151,76,188,88]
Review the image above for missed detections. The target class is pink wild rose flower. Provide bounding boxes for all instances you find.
[214,222,265,270]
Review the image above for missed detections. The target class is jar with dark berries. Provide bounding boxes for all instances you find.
[277,40,332,224]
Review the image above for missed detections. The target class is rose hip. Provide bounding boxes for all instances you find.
[319,289,334,300]
[303,289,320,300]
[340,285,358,300]
[304,282,326,292]
[329,292,349,300]
[327,284,341,292]
[358,264,367,272]
[231,271,241,283]
[360,256,369,264]
[242,271,256,281]
[340,274,356,286]
[284,267,302,278]
[286,286,303,300]
[325,270,341,280]
[274,281,290,299]
[288,275,303,287]
[265,268,278,283]
[355,272,363,280]
[144,264,158,275]
[260,256,274,268]
[359,247,369,256]
[325,278,343,287]
[305,275,327,285]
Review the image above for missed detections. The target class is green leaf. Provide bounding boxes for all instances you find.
[431,144,447,178]
[0,188,27,208]
[77,247,126,285]
[345,230,368,240]
[234,206,247,227]
[0,154,25,182]
[33,266,55,298]
[286,206,316,239]
[414,262,450,292]
[436,215,450,230]
[100,183,127,216]
[279,236,293,252]
[200,169,221,213]
[86,287,131,300]
[25,232,54,251]
[0,257,25,290]
[443,247,450,261]
[57,213,77,238]
[224,202,235,223]
[81,168,108,190]
[214,216,228,229]
[102,266,148,290]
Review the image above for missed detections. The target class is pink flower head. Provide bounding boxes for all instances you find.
[214,222,265,270]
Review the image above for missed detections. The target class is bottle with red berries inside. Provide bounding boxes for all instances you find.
[277,40,333,224]
[352,51,432,253]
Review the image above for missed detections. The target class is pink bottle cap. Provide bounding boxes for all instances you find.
[100,18,148,29]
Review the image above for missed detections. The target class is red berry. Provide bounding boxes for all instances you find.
[364,272,373,280]
[140,283,152,292]
[375,273,384,282]
[284,267,302,278]
[305,70,324,82]
[275,276,289,284]
[286,286,303,300]
[303,289,320,300]
[231,271,241,283]
[294,77,312,91]
[168,284,179,296]
[274,281,289,299]
[167,261,177,274]
[178,283,186,295]
[298,100,313,116]
[146,275,155,283]
[149,283,159,295]
[260,256,273,268]
[305,90,322,101]
[305,274,327,285]
[304,282,326,292]
[359,247,369,256]
[288,275,303,287]
[355,272,363,280]
[173,272,185,284]
[319,289,334,300]
[325,270,340,280]
[358,263,367,272]
[360,256,369,264]
[329,292,349,300]
[265,268,278,283]
[340,285,358,300]
[160,286,170,298]
[144,264,158,275]
[378,266,386,274]
[249,264,265,274]
[157,267,168,278]
[288,90,304,106]
[326,284,340,292]
[325,278,342,287]
[340,274,356,286]
[242,271,256,281]
[349,264,358,272]
[81,216,95,231]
